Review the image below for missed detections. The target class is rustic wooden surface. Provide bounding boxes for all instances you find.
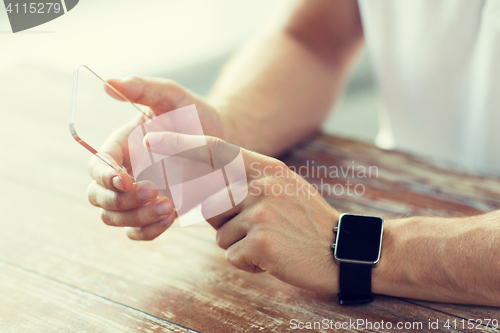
[1,66,500,332]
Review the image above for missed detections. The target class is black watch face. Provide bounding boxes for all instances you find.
[334,214,383,264]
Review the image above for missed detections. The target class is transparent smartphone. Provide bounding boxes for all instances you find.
[70,65,187,221]
[69,65,152,177]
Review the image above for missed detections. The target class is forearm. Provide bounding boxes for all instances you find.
[374,212,500,306]
[207,0,363,156]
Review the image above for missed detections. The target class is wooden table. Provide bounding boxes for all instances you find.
[1,68,500,332]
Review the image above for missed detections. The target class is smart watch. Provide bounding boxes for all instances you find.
[333,213,384,305]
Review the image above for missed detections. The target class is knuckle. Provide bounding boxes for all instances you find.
[225,247,237,265]
[269,159,288,174]
[250,231,274,257]
[163,132,181,153]
[126,233,139,241]
[130,209,144,227]
[87,182,98,207]
[98,171,108,189]
[215,232,222,247]
[113,193,128,211]
[128,76,147,103]
[87,157,95,176]
[126,75,143,84]
[247,206,267,226]
[209,137,227,156]
[126,227,143,240]
[100,209,112,226]
[131,203,154,227]
[215,231,226,249]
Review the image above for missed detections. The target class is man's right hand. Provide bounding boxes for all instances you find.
[87,76,236,240]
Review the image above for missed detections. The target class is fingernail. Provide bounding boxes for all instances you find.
[146,132,162,147]
[112,176,125,191]
[137,183,157,201]
[156,200,172,216]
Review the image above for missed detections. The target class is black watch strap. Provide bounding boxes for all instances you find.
[338,262,374,305]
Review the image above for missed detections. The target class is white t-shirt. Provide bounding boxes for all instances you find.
[358,0,500,173]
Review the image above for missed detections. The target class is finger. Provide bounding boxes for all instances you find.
[88,152,134,192]
[202,184,255,229]
[125,214,176,241]
[225,239,265,273]
[100,197,174,227]
[103,81,126,101]
[143,132,267,179]
[215,215,248,250]
[88,180,158,211]
[87,116,143,192]
[105,77,186,112]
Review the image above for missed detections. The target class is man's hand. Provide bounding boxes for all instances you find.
[87,77,237,240]
[144,132,341,294]
[104,76,235,142]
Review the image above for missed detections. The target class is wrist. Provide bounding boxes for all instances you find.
[380,212,500,305]
[371,216,450,301]
[218,108,247,149]
[210,101,275,155]
[371,217,402,296]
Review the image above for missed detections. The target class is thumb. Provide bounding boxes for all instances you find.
[105,77,186,112]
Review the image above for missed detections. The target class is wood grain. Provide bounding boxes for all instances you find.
[0,262,196,333]
[1,65,500,331]
[1,177,495,333]
[283,135,500,219]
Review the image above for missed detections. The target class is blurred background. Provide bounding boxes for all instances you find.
[0,1,385,325]
[0,0,379,144]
